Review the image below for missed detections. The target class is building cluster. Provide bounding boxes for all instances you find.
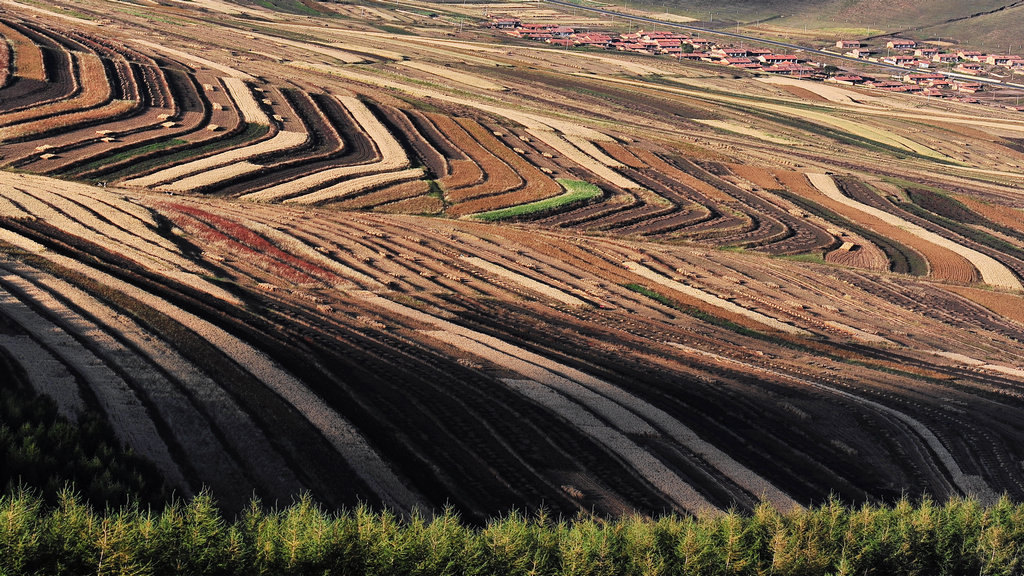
[488,19,1024,106]
[490,18,818,77]
[836,39,1023,79]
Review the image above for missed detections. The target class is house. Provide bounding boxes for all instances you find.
[848,48,873,59]
[758,54,800,64]
[914,47,939,57]
[686,38,714,49]
[712,47,749,58]
[864,79,905,89]
[550,26,575,38]
[955,62,983,74]
[762,62,815,77]
[547,38,573,46]
[747,48,773,57]
[932,53,958,63]
[723,57,759,68]
[884,55,916,66]
[986,54,1018,66]
[520,23,553,33]
[958,50,984,61]
[836,40,861,49]
[490,18,520,29]
[887,39,917,50]
[903,73,945,84]
[826,74,864,85]
[952,81,982,93]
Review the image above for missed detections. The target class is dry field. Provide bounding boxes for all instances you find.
[2,0,1024,520]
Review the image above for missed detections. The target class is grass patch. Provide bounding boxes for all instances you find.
[375,24,412,35]
[470,179,602,221]
[777,252,827,264]
[96,123,269,181]
[60,139,188,177]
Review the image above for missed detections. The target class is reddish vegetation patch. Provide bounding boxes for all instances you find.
[944,285,1024,327]
[725,163,783,190]
[159,203,342,286]
[595,140,646,169]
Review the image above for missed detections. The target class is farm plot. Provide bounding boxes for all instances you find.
[775,170,964,280]
[0,19,44,82]
[527,129,641,191]
[125,131,308,190]
[0,51,131,142]
[0,259,257,503]
[444,119,563,217]
[362,292,798,512]
[807,173,1021,290]
[399,61,505,92]
[427,114,522,203]
[240,95,409,203]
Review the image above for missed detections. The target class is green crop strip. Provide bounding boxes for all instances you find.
[471,179,602,221]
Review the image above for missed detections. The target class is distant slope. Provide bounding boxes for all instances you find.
[663,0,1019,42]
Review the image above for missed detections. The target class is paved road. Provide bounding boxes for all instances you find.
[543,0,1024,92]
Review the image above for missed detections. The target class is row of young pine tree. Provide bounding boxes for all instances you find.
[2,486,1023,576]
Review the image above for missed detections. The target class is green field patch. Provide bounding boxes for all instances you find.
[470,179,602,221]
[62,139,188,177]
[98,124,269,182]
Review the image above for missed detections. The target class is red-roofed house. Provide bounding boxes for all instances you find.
[712,47,749,58]
[836,40,861,49]
[987,54,1018,66]
[884,55,916,66]
[958,50,984,61]
[758,54,800,64]
[826,74,864,85]
[763,62,815,77]
[887,39,916,50]
[723,57,758,68]
[953,81,982,93]
[915,48,939,57]
[903,73,944,84]
[932,53,958,63]
[955,62,983,74]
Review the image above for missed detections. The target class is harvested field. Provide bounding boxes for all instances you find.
[399,61,505,91]
[375,194,444,214]
[333,179,433,211]
[285,168,426,206]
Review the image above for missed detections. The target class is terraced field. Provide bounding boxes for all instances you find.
[3,0,1024,519]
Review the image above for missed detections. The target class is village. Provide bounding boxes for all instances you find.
[489,16,1024,110]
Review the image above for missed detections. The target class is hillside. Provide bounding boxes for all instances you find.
[654,0,1024,47]
[1,0,1024,524]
